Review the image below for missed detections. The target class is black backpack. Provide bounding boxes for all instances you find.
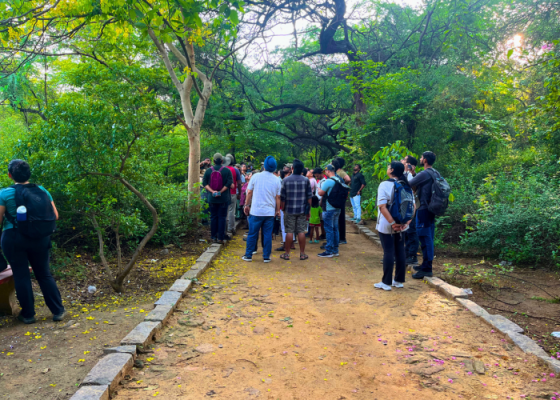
[4,184,56,238]
[325,176,350,210]
[425,169,451,216]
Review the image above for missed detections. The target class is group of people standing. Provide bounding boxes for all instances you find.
[203,150,442,293]
[236,156,363,263]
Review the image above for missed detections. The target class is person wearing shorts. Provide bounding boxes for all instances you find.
[280,159,312,260]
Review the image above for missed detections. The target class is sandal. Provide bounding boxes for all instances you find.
[299,254,309,261]
[280,253,290,260]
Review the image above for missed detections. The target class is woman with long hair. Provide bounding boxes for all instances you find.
[374,161,411,291]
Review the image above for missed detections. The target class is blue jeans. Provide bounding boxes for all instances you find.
[350,195,361,221]
[417,209,435,272]
[244,215,274,259]
[404,216,419,260]
[323,209,340,254]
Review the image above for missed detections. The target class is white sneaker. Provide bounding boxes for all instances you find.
[392,280,404,288]
[374,282,392,291]
[241,256,252,262]
[252,250,258,255]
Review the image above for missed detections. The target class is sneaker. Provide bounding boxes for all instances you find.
[339,240,347,245]
[17,314,36,324]
[243,237,247,242]
[333,253,339,257]
[392,280,404,288]
[374,282,392,291]
[350,218,356,222]
[412,271,433,279]
[241,256,252,262]
[263,258,271,263]
[275,246,285,251]
[413,265,421,271]
[53,311,66,322]
[319,235,326,240]
[320,244,326,250]
[312,240,320,244]
[317,251,333,258]
[252,250,258,255]
[225,234,232,241]
[354,220,361,224]
[406,257,419,266]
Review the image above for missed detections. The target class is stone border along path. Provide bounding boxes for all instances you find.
[71,215,560,399]
[348,215,560,373]
[70,221,243,400]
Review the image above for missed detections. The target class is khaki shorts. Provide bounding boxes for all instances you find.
[284,213,307,234]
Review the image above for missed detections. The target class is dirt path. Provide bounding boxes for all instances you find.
[114,226,558,399]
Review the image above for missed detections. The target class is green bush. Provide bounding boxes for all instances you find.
[460,167,560,264]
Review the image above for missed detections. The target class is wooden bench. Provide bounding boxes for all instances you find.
[0,267,17,316]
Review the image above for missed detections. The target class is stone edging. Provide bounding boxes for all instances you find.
[346,215,560,373]
[346,215,381,247]
[424,276,560,373]
[70,221,242,399]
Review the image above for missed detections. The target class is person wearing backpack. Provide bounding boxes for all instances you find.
[408,151,449,279]
[202,153,233,244]
[317,164,350,258]
[374,161,414,291]
[0,160,65,324]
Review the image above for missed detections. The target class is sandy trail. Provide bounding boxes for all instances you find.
[114,224,557,399]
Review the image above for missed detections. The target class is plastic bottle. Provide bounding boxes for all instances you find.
[16,206,27,222]
[88,286,97,294]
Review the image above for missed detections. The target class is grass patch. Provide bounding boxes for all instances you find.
[530,296,560,304]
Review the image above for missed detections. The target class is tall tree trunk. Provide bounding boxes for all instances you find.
[186,124,201,197]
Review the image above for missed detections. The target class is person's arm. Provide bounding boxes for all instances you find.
[358,174,366,195]
[275,195,281,216]
[408,170,429,190]
[244,189,253,215]
[223,170,233,194]
[52,201,59,220]
[378,204,402,231]
[0,205,5,227]
[343,174,351,184]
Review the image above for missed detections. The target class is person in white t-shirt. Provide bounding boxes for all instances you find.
[374,161,411,291]
[242,156,281,263]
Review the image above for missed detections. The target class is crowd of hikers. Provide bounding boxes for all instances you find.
[1,150,448,325]
[201,150,451,293]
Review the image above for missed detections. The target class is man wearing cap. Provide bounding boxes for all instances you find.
[224,154,242,235]
[242,156,281,263]
[202,153,233,243]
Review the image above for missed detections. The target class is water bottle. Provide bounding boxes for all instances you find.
[16,206,27,222]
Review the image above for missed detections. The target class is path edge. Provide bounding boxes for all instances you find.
[423,275,560,373]
[70,220,243,400]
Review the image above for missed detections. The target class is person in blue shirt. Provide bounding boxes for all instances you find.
[0,160,65,324]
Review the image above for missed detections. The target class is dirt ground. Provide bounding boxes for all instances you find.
[114,226,559,400]
[0,240,209,399]
[431,250,560,357]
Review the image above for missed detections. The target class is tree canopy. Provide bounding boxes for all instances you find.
[1,0,560,290]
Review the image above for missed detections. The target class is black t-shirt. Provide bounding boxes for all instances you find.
[350,172,366,197]
[408,168,440,210]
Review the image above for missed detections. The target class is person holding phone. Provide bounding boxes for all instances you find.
[400,155,419,267]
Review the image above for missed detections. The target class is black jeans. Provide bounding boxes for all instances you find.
[1,229,64,318]
[404,216,419,260]
[210,202,228,241]
[338,208,346,242]
[378,232,406,286]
